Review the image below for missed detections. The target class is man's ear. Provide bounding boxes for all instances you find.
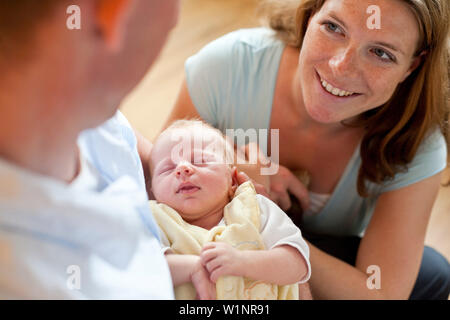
[400,51,427,82]
[96,0,134,51]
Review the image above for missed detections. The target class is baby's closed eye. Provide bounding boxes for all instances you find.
[159,165,175,174]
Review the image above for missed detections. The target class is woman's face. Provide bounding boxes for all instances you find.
[298,0,421,124]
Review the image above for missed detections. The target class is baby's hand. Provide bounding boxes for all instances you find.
[190,257,216,300]
[200,242,244,283]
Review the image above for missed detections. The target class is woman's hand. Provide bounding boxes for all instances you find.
[235,170,271,198]
[268,164,310,212]
[235,166,309,212]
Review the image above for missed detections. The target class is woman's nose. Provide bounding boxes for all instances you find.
[176,163,194,177]
[329,46,358,77]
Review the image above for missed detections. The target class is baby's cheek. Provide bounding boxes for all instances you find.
[152,180,171,203]
[210,177,232,198]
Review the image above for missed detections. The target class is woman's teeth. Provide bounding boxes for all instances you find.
[321,79,354,97]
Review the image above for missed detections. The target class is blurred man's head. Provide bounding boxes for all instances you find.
[0,0,179,128]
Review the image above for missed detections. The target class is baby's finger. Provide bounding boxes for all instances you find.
[200,247,219,266]
[210,266,227,283]
[205,257,223,274]
[196,281,213,300]
[192,272,210,300]
[201,242,217,252]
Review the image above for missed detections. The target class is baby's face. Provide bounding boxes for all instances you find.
[150,126,233,222]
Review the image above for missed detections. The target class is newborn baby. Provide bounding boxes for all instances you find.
[149,120,311,300]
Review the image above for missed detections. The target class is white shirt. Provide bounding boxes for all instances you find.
[160,194,311,283]
[0,112,174,299]
[303,191,332,217]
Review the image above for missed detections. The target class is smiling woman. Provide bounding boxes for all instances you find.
[165,0,450,299]
[261,0,449,197]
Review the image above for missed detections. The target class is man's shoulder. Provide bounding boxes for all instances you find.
[78,111,137,154]
[78,111,145,188]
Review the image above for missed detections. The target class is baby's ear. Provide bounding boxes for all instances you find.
[146,169,155,200]
[148,188,156,201]
[229,167,239,197]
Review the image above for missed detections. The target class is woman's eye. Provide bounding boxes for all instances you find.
[371,48,395,62]
[324,21,343,35]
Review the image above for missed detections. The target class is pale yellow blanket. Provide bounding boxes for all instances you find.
[150,181,298,300]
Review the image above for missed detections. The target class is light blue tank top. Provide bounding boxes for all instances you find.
[185,28,448,236]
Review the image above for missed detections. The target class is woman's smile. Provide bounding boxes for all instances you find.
[315,70,362,99]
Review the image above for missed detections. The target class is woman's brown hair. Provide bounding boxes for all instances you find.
[259,0,450,196]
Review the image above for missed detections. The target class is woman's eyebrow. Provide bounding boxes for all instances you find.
[329,12,348,29]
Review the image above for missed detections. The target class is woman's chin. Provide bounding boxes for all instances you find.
[305,104,337,124]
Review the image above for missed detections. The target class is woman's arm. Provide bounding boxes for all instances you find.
[307,172,443,299]
[163,78,202,129]
[200,242,308,286]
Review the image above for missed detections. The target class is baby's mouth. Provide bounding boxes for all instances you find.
[176,182,201,194]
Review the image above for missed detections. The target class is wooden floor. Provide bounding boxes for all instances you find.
[121,0,260,141]
[120,0,450,263]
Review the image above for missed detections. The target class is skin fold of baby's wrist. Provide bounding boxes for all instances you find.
[188,255,201,276]
[237,250,251,279]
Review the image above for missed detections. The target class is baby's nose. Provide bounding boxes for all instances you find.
[176,163,194,177]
